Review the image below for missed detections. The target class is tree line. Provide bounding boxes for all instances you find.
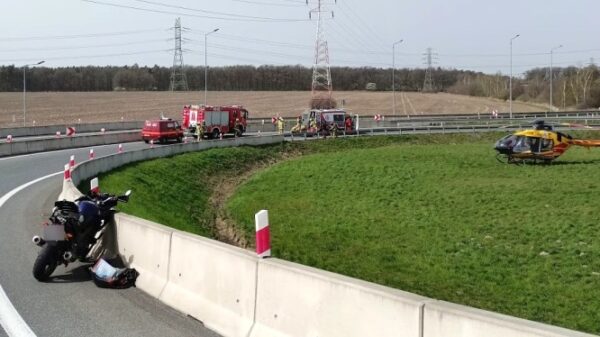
[1,63,598,108]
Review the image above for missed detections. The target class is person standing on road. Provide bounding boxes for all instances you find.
[196,121,205,141]
[309,117,317,132]
[330,122,339,138]
[277,117,285,135]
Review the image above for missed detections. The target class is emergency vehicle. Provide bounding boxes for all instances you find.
[141,119,184,143]
[300,109,354,134]
[182,105,248,139]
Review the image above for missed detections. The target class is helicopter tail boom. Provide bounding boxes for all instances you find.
[570,139,600,147]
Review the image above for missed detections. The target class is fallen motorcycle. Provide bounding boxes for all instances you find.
[32,190,131,281]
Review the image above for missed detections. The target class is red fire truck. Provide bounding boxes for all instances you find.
[182,105,249,139]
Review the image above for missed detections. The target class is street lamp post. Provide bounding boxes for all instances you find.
[23,60,45,126]
[392,39,403,115]
[204,28,219,106]
[509,34,520,119]
[550,44,563,110]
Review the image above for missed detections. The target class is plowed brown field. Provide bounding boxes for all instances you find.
[0,91,548,127]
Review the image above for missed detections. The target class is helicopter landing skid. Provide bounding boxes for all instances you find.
[496,153,554,165]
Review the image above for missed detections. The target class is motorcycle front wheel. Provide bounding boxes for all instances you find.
[33,245,58,281]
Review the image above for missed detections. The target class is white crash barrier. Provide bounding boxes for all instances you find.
[114,214,173,298]
[249,258,426,337]
[0,131,141,157]
[423,300,596,337]
[0,121,143,138]
[160,232,258,337]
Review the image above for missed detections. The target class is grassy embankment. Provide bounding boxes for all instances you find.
[96,133,600,334]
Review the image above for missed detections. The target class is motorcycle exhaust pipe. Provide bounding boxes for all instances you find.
[32,236,45,246]
[63,251,73,262]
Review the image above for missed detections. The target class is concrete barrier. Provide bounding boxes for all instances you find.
[423,300,596,337]
[0,121,143,138]
[0,131,141,157]
[249,258,426,337]
[160,232,258,337]
[114,214,173,298]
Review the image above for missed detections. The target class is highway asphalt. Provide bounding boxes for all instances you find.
[0,142,220,337]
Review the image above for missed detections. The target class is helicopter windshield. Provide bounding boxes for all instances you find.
[513,136,553,153]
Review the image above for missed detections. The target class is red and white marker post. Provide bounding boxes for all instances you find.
[6,135,12,143]
[89,148,95,160]
[90,177,100,195]
[255,210,271,258]
[118,144,123,153]
[66,127,76,136]
[63,164,71,181]
[69,155,75,169]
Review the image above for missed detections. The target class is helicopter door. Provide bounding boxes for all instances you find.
[540,138,553,152]
[528,137,541,153]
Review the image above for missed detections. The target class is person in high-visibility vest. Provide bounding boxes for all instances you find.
[196,121,205,141]
[309,117,317,132]
[277,117,285,135]
[330,122,339,138]
[291,116,303,133]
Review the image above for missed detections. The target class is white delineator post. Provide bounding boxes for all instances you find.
[100,128,106,134]
[118,144,123,153]
[63,164,71,181]
[6,135,12,143]
[55,131,61,138]
[90,177,100,194]
[69,155,75,168]
[255,210,271,258]
[150,139,154,148]
[89,148,94,160]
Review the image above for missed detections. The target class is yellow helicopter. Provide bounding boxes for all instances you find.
[494,119,600,163]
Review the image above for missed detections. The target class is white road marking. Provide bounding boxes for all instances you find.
[0,171,61,337]
[0,285,36,337]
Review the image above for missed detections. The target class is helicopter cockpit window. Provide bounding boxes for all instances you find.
[513,136,530,152]
[495,134,517,147]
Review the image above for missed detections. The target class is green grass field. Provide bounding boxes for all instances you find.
[97,133,600,334]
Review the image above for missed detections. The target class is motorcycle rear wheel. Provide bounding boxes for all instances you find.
[33,245,58,281]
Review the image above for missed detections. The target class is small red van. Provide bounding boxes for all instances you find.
[141,119,184,144]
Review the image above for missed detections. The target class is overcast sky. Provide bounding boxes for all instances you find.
[1,0,599,75]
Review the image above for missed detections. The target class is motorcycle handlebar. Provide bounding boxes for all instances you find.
[80,189,132,208]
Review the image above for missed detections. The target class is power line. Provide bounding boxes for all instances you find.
[0,49,170,63]
[439,48,600,58]
[231,0,306,7]
[82,0,311,22]
[0,39,169,53]
[0,29,166,42]
[131,0,307,20]
[337,0,387,52]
